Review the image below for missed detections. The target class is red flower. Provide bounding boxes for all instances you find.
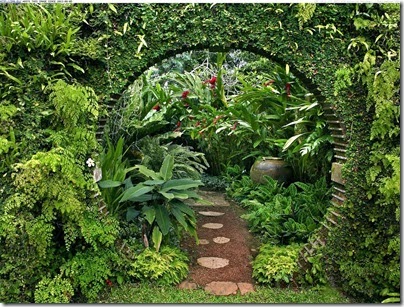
[203,76,217,88]
[181,90,190,99]
[152,104,160,111]
[209,76,217,85]
[106,279,113,287]
[285,83,291,97]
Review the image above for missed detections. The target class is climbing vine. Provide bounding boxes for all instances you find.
[0,3,400,303]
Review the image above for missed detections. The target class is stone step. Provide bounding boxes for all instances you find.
[213,237,230,244]
[202,223,223,229]
[197,257,229,269]
[198,211,225,217]
[204,281,255,296]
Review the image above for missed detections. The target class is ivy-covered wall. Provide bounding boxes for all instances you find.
[0,3,399,303]
[76,4,402,302]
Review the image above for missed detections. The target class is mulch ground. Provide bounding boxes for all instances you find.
[180,189,260,287]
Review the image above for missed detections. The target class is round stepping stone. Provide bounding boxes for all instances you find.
[202,223,223,229]
[205,281,238,296]
[198,211,225,217]
[197,257,229,269]
[199,239,209,245]
[213,236,230,244]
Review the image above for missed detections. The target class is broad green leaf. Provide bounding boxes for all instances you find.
[171,191,189,200]
[151,226,163,252]
[155,205,171,235]
[161,179,202,192]
[126,207,140,222]
[159,154,174,181]
[142,206,156,225]
[160,191,174,200]
[136,165,161,180]
[171,201,195,217]
[119,184,154,203]
[282,133,308,151]
[253,139,262,148]
[98,180,122,188]
[123,177,133,190]
[182,190,200,200]
[143,179,165,186]
[129,194,154,202]
[171,206,189,230]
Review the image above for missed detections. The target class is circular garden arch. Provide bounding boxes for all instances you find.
[81,6,400,300]
[0,3,398,303]
[84,3,349,229]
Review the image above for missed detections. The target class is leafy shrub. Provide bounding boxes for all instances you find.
[297,246,328,287]
[253,243,302,286]
[34,275,74,303]
[137,134,209,180]
[0,80,120,302]
[226,175,260,203]
[233,176,330,244]
[99,154,202,251]
[60,249,123,302]
[201,173,229,191]
[128,246,189,285]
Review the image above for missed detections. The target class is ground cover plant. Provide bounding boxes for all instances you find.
[97,282,350,303]
[0,3,399,304]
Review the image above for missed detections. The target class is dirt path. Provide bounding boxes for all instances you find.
[179,189,260,295]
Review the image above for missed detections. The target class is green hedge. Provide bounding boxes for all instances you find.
[0,3,399,302]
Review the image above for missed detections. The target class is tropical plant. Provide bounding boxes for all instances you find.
[99,154,202,251]
[216,63,333,181]
[98,136,137,217]
[136,134,209,180]
[107,73,173,146]
[236,177,330,244]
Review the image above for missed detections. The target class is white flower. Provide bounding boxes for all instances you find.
[86,158,95,168]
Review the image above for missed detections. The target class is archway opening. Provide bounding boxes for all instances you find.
[99,48,336,247]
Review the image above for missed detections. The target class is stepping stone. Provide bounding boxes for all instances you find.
[198,211,225,217]
[199,239,209,245]
[213,237,230,244]
[202,223,223,229]
[205,281,238,296]
[237,282,255,295]
[178,281,198,290]
[197,257,229,269]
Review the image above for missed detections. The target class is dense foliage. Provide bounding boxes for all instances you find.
[0,3,399,303]
[227,176,331,245]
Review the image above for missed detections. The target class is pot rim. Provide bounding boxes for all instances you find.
[262,156,282,160]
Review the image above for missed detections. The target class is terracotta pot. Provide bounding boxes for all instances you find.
[250,157,292,184]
